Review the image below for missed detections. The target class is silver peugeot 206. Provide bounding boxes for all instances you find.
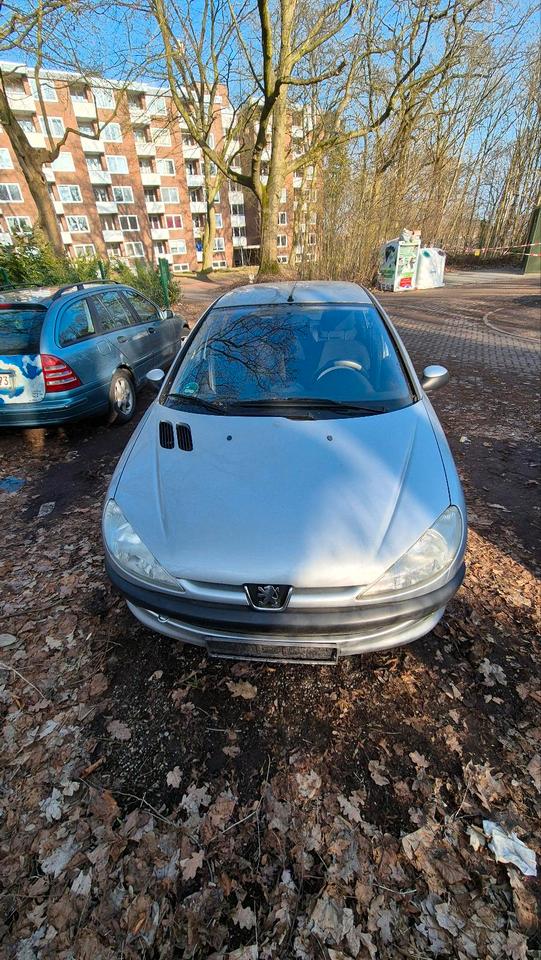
[103,281,466,663]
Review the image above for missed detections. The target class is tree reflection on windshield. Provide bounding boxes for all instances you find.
[167,304,413,411]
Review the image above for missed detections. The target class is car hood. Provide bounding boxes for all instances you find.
[112,400,450,588]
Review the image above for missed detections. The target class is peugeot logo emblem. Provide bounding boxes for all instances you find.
[245,583,291,610]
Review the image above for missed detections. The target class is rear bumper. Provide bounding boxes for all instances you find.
[106,557,465,660]
[0,393,108,427]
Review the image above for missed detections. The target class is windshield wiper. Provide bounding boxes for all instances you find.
[227,397,388,414]
[166,393,229,414]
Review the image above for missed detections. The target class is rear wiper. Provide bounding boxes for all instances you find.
[227,397,388,414]
[166,393,229,414]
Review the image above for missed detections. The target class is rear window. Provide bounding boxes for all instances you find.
[0,307,45,355]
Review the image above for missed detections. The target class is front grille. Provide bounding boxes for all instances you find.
[159,421,174,448]
[177,423,193,451]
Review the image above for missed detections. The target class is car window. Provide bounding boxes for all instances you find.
[0,307,45,354]
[167,304,413,413]
[123,290,160,324]
[91,291,134,332]
[57,299,95,346]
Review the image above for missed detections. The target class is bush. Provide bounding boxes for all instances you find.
[0,230,181,306]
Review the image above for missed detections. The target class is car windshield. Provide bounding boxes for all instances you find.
[0,306,46,355]
[166,304,413,415]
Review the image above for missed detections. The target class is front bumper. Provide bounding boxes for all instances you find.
[106,557,465,661]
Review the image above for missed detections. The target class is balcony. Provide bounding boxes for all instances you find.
[7,92,35,114]
[89,169,111,184]
[61,231,72,244]
[25,131,46,149]
[53,200,64,214]
[82,138,105,154]
[129,106,152,125]
[145,200,165,214]
[190,200,206,214]
[260,174,268,185]
[140,171,161,187]
[293,175,303,189]
[102,229,124,243]
[291,125,304,139]
[43,167,55,182]
[229,190,244,205]
[196,251,203,262]
[230,214,245,228]
[233,236,247,247]
[192,226,202,238]
[155,251,173,264]
[136,142,156,157]
[72,100,97,120]
[96,201,118,214]
[150,228,169,241]
[186,173,204,188]
[183,145,202,160]
[0,232,12,246]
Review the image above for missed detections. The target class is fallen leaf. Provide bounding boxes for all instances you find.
[107,719,131,741]
[180,849,204,880]
[226,680,257,700]
[368,759,390,786]
[409,751,430,769]
[233,903,256,929]
[166,766,182,788]
[296,769,322,799]
[70,869,92,897]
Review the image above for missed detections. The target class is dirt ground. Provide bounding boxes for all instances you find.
[1,273,540,959]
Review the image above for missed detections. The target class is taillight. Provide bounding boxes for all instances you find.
[41,354,82,392]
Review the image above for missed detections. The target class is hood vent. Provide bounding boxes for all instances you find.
[176,423,193,452]
[159,421,175,449]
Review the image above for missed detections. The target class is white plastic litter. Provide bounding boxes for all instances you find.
[483,820,537,876]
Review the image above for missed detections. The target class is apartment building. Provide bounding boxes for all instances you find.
[0,62,248,273]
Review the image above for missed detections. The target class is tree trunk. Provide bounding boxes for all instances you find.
[23,162,65,257]
[258,90,288,277]
[201,200,216,273]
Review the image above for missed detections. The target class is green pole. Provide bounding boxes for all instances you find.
[158,257,171,308]
[97,259,106,279]
[0,267,9,286]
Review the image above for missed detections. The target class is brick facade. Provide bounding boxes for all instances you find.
[0,64,244,274]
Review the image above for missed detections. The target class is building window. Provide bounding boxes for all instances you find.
[308,233,317,246]
[100,214,117,230]
[280,188,287,203]
[144,188,158,202]
[152,127,171,146]
[78,121,95,137]
[182,134,196,147]
[165,214,183,229]
[133,126,150,143]
[86,156,103,171]
[124,241,145,258]
[276,234,288,247]
[214,192,220,203]
[277,212,287,225]
[148,215,162,229]
[149,96,167,116]
[92,85,115,108]
[51,152,75,172]
[233,226,246,238]
[139,158,153,171]
[309,211,317,225]
[157,158,175,175]
[127,92,144,110]
[212,260,227,268]
[6,216,32,234]
[231,204,244,216]
[112,186,134,203]
[119,215,139,231]
[153,241,168,255]
[101,122,122,142]
[66,215,90,233]
[19,118,35,134]
[0,148,13,169]
[170,239,187,254]
[5,78,25,97]
[105,155,128,174]
[172,263,190,273]
[161,187,179,204]
[38,116,65,138]
[58,184,82,203]
[29,77,57,101]
[93,186,110,201]
[0,183,23,202]
[277,255,289,264]
[215,213,223,228]
[70,86,88,102]
[213,237,225,252]
[74,243,96,256]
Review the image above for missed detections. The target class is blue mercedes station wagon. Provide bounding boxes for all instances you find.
[0,281,188,427]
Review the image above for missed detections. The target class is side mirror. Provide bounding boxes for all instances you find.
[421,364,449,392]
[159,308,174,320]
[147,368,165,390]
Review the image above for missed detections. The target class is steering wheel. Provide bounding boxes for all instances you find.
[316,359,365,381]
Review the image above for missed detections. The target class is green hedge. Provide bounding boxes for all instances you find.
[0,230,181,306]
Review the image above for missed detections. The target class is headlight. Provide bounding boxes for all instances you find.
[103,499,179,589]
[359,506,463,598]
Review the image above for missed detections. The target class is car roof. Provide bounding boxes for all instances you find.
[214,280,373,309]
[0,281,123,308]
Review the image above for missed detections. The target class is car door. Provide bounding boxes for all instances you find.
[121,288,176,367]
[89,289,154,385]
[53,295,112,408]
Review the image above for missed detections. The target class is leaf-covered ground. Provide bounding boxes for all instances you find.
[1,281,540,958]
